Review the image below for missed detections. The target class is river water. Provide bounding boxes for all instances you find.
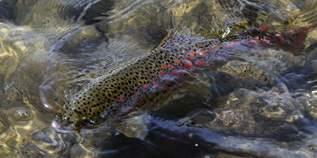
[1,0,317,157]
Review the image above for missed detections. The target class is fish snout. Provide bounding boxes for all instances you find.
[51,110,79,132]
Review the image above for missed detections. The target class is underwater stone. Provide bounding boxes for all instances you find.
[11,107,33,122]
[311,59,317,73]
[57,25,104,54]
[307,98,317,119]
[218,60,273,85]
[186,88,305,140]
[19,142,48,158]
[0,0,16,21]
[0,113,9,134]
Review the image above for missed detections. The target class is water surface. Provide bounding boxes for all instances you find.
[1,0,317,157]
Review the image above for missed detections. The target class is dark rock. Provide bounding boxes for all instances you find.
[0,0,17,22]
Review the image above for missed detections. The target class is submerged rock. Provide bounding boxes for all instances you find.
[191,88,306,140]
[8,107,33,124]
[0,0,16,22]
[218,60,274,85]
[0,112,10,135]
[0,22,47,81]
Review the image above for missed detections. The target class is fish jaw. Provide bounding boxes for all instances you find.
[59,104,86,129]
[60,98,114,129]
[63,105,81,123]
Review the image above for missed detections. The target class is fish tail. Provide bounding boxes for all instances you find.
[263,27,309,54]
[255,3,317,54]
[286,2,317,29]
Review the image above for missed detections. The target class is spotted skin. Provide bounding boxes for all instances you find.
[61,32,221,128]
[60,25,312,129]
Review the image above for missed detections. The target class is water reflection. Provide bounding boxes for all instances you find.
[0,0,317,158]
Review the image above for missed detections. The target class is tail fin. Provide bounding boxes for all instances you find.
[264,2,317,54]
[287,2,317,29]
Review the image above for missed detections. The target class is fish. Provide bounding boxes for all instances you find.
[57,11,317,130]
[58,31,222,129]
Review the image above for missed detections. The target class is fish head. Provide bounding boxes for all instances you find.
[61,107,81,125]
[53,103,98,131]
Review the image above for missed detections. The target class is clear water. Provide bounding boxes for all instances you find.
[1,0,317,157]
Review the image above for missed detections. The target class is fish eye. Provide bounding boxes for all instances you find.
[64,116,70,121]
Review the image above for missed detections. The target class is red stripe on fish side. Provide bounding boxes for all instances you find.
[182,60,193,69]
[194,59,207,67]
[259,24,270,32]
[174,59,181,65]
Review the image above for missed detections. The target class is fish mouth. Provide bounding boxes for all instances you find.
[51,118,75,133]
[51,115,101,133]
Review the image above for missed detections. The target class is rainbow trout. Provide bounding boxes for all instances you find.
[57,31,221,129]
[56,25,313,130]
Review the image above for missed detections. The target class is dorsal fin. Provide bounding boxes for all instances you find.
[282,1,317,30]
[157,29,207,49]
[153,29,221,57]
[157,29,177,48]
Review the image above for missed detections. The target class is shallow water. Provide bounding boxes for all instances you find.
[1,0,317,158]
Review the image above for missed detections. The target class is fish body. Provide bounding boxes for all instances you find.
[60,31,221,128]
[58,26,312,130]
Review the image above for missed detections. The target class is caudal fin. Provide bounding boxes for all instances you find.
[264,2,317,54]
[287,2,317,29]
